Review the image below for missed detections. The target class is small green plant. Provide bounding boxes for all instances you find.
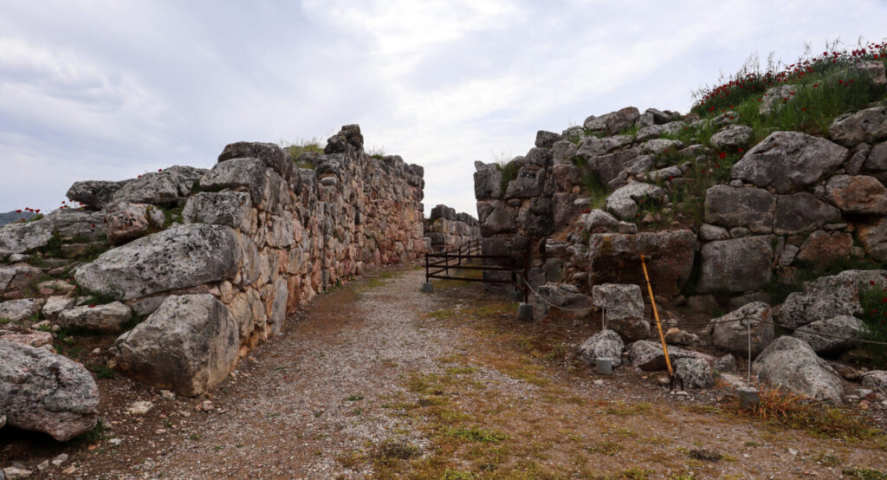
[581,171,608,209]
[860,280,887,366]
[89,365,116,379]
[495,159,521,193]
[345,394,364,401]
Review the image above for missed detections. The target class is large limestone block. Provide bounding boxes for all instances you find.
[0,218,54,259]
[752,336,844,403]
[109,295,239,396]
[218,141,291,180]
[112,165,207,206]
[697,236,774,293]
[592,284,649,341]
[66,180,129,209]
[588,231,696,297]
[104,202,164,245]
[200,158,285,212]
[704,185,775,232]
[0,341,99,441]
[824,175,887,215]
[58,302,132,333]
[182,191,252,231]
[606,182,665,220]
[0,299,44,322]
[708,302,774,359]
[779,270,887,328]
[793,315,864,356]
[477,201,517,237]
[731,131,847,193]
[628,340,714,371]
[858,217,887,261]
[829,106,887,147]
[74,224,241,300]
[773,193,841,234]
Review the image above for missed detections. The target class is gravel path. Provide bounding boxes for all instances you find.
[23,266,887,479]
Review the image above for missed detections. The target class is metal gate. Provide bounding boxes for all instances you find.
[424,239,529,301]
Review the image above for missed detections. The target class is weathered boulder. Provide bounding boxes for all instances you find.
[697,236,774,293]
[0,341,99,440]
[45,209,106,242]
[535,130,562,148]
[0,329,53,348]
[824,175,887,215]
[58,302,132,333]
[586,148,643,184]
[664,327,699,346]
[66,180,129,209]
[110,295,239,396]
[704,185,774,232]
[592,284,649,341]
[581,209,620,233]
[866,142,887,172]
[200,158,285,211]
[532,284,592,321]
[182,191,252,231]
[576,329,624,368]
[640,139,684,155]
[635,121,686,142]
[674,358,715,389]
[752,336,844,403]
[505,166,545,199]
[698,224,730,241]
[773,193,841,234]
[628,340,714,371]
[858,217,887,261]
[104,203,165,246]
[792,315,863,356]
[588,231,696,297]
[731,132,847,193]
[759,84,798,114]
[74,224,241,300]
[606,182,665,220]
[0,218,54,259]
[584,107,640,135]
[861,371,887,393]
[715,354,737,373]
[0,299,44,322]
[829,106,887,147]
[218,141,290,179]
[42,296,75,319]
[112,165,206,206]
[779,270,887,328]
[710,125,753,149]
[0,264,41,292]
[795,231,853,266]
[708,302,774,359]
[477,201,517,237]
[474,162,503,200]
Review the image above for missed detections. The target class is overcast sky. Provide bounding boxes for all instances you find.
[1,1,885,217]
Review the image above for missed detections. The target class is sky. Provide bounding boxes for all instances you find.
[0,1,885,218]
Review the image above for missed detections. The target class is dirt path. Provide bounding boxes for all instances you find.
[12,266,887,479]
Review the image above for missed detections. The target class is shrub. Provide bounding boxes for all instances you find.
[495,159,521,193]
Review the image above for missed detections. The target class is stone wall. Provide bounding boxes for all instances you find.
[1,124,425,395]
[474,102,887,305]
[424,204,480,252]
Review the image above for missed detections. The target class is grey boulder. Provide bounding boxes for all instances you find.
[731,131,847,193]
[697,236,774,293]
[592,283,649,341]
[66,180,129,209]
[710,124,753,149]
[606,182,665,220]
[0,299,45,322]
[861,371,887,393]
[109,295,239,396]
[0,341,98,440]
[674,358,715,389]
[0,218,54,259]
[792,315,864,356]
[74,223,241,300]
[779,270,887,328]
[628,340,714,372]
[704,185,774,232]
[829,106,887,147]
[58,302,132,333]
[112,165,207,206]
[577,329,624,368]
[752,336,844,404]
[183,191,252,230]
[708,302,774,359]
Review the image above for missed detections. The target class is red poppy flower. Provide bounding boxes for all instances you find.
[91,224,96,228]
[35,209,40,213]
[15,209,21,213]
[738,148,744,153]
[718,152,726,160]
[158,168,163,172]
[813,84,818,88]
[872,281,877,285]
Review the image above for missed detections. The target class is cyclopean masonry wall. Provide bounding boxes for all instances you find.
[424,204,481,252]
[1,125,425,397]
[475,100,887,306]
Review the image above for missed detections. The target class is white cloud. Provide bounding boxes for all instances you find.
[1,0,886,218]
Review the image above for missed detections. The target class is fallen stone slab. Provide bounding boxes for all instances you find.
[792,315,864,356]
[577,329,624,368]
[58,302,132,333]
[752,336,844,404]
[708,302,774,359]
[628,340,715,372]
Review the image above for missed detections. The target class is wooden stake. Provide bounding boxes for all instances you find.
[640,254,673,378]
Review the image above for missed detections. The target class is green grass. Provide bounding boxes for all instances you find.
[90,364,116,379]
[860,283,887,366]
[444,426,508,444]
[581,171,608,209]
[495,159,521,194]
[285,138,324,169]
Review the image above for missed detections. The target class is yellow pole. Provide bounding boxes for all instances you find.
[640,254,673,378]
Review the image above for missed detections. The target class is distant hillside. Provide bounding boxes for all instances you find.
[0,210,36,226]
